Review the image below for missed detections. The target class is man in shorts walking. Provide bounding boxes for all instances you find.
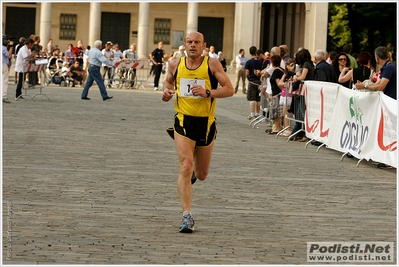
[162,31,234,233]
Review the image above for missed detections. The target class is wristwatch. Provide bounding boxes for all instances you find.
[206,89,211,98]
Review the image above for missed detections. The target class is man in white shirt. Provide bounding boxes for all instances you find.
[15,38,36,100]
[102,41,114,88]
[208,46,218,59]
[235,48,248,93]
[123,43,139,61]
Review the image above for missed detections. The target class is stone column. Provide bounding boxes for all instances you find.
[232,3,260,61]
[304,2,328,53]
[138,2,150,59]
[88,2,101,47]
[186,2,198,35]
[39,2,52,49]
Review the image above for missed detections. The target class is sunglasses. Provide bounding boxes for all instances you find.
[338,58,346,61]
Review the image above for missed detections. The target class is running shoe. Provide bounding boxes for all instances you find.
[179,213,195,233]
[191,172,197,185]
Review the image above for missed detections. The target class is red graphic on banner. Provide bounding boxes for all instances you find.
[377,108,397,152]
[305,87,329,137]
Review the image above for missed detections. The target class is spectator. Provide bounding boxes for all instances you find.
[47,38,53,57]
[112,43,123,62]
[355,46,396,100]
[52,44,60,57]
[13,37,25,84]
[234,48,248,94]
[80,40,113,101]
[279,44,291,62]
[218,51,227,72]
[291,48,314,142]
[172,45,186,60]
[76,40,85,67]
[83,45,90,72]
[256,49,269,69]
[266,54,285,134]
[279,58,296,137]
[208,45,218,59]
[123,43,139,61]
[343,44,358,69]
[244,46,263,120]
[69,60,87,86]
[339,52,372,86]
[314,50,337,82]
[2,38,13,103]
[64,44,74,65]
[32,36,42,85]
[61,61,72,79]
[333,52,351,88]
[102,41,114,88]
[327,51,337,65]
[15,38,36,100]
[260,46,283,126]
[150,41,165,91]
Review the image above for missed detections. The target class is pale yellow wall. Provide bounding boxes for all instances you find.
[2,2,236,62]
[49,3,92,50]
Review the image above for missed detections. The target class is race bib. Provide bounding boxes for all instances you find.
[179,78,206,98]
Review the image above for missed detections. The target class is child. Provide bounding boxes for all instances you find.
[279,58,296,137]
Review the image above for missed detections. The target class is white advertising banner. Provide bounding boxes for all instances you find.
[328,87,380,161]
[373,94,397,167]
[304,81,340,144]
[304,81,397,168]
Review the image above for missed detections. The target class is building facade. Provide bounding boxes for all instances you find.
[2,2,329,63]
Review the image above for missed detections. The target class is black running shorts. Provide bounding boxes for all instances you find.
[166,114,217,147]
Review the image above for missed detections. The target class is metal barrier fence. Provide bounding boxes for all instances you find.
[278,81,306,141]
[110,60,150,90]
[249,90,271,128]
[19,60,50,100]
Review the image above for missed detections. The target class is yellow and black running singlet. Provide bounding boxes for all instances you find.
[174,56,218,118]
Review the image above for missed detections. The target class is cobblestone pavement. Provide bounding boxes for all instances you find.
[2,71,396,264]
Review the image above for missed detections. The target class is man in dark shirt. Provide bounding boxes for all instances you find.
[313,50,337,82]
[69,60,87,86]
[244,46,263,120]
[150,41,165,91]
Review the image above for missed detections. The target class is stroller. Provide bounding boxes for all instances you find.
[44,58,73,87]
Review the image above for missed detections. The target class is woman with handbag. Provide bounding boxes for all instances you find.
[338,52,373,88]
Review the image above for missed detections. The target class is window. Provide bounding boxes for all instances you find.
[154,18,170,45]
[59,14,77,40]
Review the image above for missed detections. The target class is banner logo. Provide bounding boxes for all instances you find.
[340,96,369,154]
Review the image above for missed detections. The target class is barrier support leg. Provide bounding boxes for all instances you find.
[356,158,364,167]
[305,138,314,148]
[340,152,349,162]
[316,143,326,152]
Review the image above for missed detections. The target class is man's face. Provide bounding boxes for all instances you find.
[27,42,34,50]
[240,51,245,56]
[73,62,79,68]
[158,42,163,49]
[130,45,136,51]
[210,46,215,53]
[184,32,205,58]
